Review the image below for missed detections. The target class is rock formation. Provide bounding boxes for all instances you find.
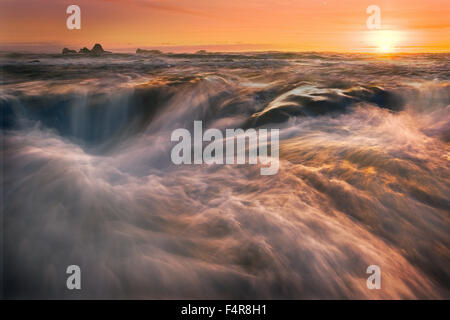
[62,48,77,54]
[61,44,110,55]
[91,43,106,55]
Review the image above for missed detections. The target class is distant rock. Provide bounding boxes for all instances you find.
[195,50,208,55]
[136,48,162,55]
[79,47,90,54]
[62,43,110,55]
[91,43,106,55]
[62,48,77,54]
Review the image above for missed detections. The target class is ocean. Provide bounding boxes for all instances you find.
[1,51,449,298]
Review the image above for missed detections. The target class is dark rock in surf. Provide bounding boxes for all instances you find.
[246,85,406,127]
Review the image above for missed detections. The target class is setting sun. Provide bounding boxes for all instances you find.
[370,30,402,53]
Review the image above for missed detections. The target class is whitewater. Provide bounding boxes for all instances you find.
[1,51,449,298]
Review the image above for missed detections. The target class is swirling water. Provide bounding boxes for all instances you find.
[1,52,449,298]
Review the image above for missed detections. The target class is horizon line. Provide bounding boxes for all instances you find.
[1,42,449,55]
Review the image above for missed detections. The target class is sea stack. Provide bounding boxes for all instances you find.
[91,43,105,55]
[63,44,110,55]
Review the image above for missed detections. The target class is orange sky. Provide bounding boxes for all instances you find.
[0,0,449,52]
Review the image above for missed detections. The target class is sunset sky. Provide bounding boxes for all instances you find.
[1,0,449,53]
